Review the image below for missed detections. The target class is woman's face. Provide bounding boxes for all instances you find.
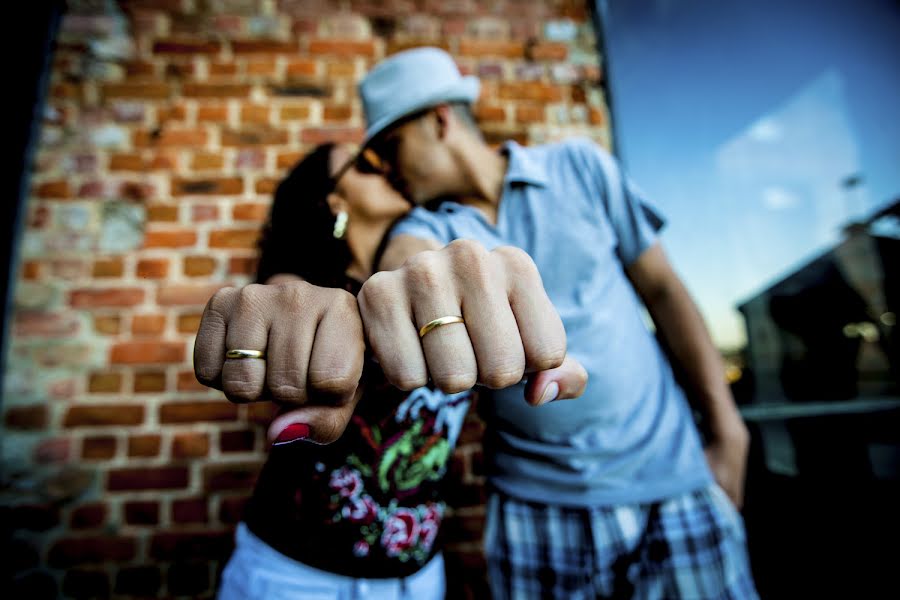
[329,144,410,223]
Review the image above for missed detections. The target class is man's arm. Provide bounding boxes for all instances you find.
[378,233,441,271]
[626,242,750,507]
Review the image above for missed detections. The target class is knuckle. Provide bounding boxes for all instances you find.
[207,286,237,315]
[237,283,268,310]
[308,372,358,396]
[434,371,477,395]
[404,251,444,291]
[480,362,525,390]
[387,369,429,392]
[194,367,220,388]
[358,271,398,312]
[528,344,567,372]
[493,245,538,278]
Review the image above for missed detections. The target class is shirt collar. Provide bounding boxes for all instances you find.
[502,140,549,188]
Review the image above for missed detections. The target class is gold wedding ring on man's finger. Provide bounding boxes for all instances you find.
[418,316,465,338]
[225,349,266,360]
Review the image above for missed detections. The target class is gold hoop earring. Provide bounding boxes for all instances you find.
[332,211,348,239]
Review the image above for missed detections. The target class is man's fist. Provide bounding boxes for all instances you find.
[359,240,570,404]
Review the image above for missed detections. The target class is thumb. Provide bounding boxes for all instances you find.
[524,355,588,406]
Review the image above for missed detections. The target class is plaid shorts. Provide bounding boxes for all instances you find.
[484,484,758,600]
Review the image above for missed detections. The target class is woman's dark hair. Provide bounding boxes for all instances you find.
[255,143,352,288]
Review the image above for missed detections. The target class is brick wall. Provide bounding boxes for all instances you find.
[2,1,611,598]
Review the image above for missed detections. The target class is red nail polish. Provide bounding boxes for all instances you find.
[273,423,310,446]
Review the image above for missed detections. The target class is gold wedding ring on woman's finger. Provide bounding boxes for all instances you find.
[418,316,465,338]
[225,349,266,360]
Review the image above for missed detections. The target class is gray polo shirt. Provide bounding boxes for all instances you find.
[392,138,712,506]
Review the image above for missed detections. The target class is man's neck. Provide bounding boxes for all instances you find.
[455,141,508,225]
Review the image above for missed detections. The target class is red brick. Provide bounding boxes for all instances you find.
[92,257,124,278]
[20,261,41,280]
[240,104,270,124]
[308,38,375,57]
[204,462,263,491]
[102,83,170,99]
[115,566,161,596]
[459,39,524,58]
[221,128,289,147]
[150,530,233,560]
[323,104,353,122]
[191,204,219,221]
[326,60,357,79]
[128,434,161,457]
[133,128,207,148]
[29,204,51,228]
[178,369,207,391]
[34,180,71,199]
[209,228,260,249]
[108,466,189,491]
[176,312,203,334]
[498,82,566,102]
[134,371,167,393]
[65,571,107,600]
[300,127,364,145]
[153,39,221,54]
[247,401,278,425]
[93,315,121,335]
[110,341,185,364]
[156,103,188,121]
[475,104,506,122]
[232,39,298,54]
[70,288,144,308]
[232,202,269,222]
[123,501,159,525]
[516,103,545,123]
[146,204,179,222]
[15,311,80,337]
[34,437,71,464]
[143,229,197,247]
[172,432,210,458]
[183,256,217,277]
[136,258,170,279]
[70,503,107,529]
[81,435,116,459]
[191,152,225,170]
[279,104,312,121]
[210,62,239,76]
[132,314,166,335]
[64,405,143,427]
[197,104,228,122]
[159,401,238,424]
[220,429,255,453]
[5,405,48,430]
[88,372,122,393]
[171,177,243,196]
[219,495,250,524]
[286,59,318,77]
[48,536,137,567]
[228,256,258,275]
[182,83,252,98]
[157,283,224,306]
[246,59,278,75]
[125,61,156,77]
[172,498,208,523]
[528,41,569,61]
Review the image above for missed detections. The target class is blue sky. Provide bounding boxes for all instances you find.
[600,0,900,349]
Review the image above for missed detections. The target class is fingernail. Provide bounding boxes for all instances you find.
[539,381,559,405]
[272,423,310,446]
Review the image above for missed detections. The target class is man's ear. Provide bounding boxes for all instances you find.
[432,104,453,140]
